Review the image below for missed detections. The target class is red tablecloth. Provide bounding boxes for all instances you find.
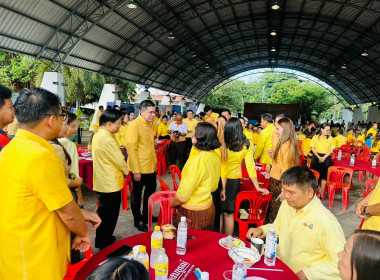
[75,230,297,280]
[332,159,380,177]
[79,159,93,191]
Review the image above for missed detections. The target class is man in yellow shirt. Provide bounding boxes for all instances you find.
[183,109,198,156]
[96,105,104,125]
[252,125,260,145]
[221,108,232,120]
[356,179,380,230]
[125,100,157,232]
[334,129,347,148]
[93,109,129,249]
[0,88,90,279]
[247,166,345,280]
[254,113,276,164]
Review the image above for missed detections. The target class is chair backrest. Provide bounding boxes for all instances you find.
[169,165,181,191]
[363,178,378,198]
[157,176,171,191]
[234,191,272,222]
[310,169,320,182]
[341,144,351,149]
[307,157,311,168]
[358,154,373,162]
[155,147,164,162]
[327,166,354,187]
[255,163,267,172]
[148,191,177,231]
[361,146,372,155]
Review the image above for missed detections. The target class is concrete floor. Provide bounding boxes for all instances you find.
[79,131,365,254]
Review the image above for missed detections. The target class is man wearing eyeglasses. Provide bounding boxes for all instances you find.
[0,88,90,279]
[0,85,15,151]
[125,100,157,232]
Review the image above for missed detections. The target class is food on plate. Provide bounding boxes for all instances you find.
[162,224,176,239]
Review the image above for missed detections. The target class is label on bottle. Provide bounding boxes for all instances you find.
[151,238,163,249]
[177,231,187,248]
[155,263,168,275]
[142,260,149,269]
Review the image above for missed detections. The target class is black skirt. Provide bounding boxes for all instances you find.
[310,153,332,180]
[221,178,240,214]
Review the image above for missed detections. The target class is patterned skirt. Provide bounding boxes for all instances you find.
[176,204,215,231]
[265,177,282,224]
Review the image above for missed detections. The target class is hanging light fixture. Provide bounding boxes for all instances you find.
[271,47,276,52]
[127,0,137,8]
[330,74,335,77]
[192,52,197,58]
[361,49,369,57]
[168,32,175,40]
[270,29,277,36]
[205,64,210,69]
[341,64,347,69]
[271,58,275,63]
[272,1,280,10]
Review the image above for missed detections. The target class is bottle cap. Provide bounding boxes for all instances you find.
[201,272,209,280]
[159,248,165,253]
[180,216,186,222]
[270,226,275,232]
[139,246,146,252]
[155,225,161,231]
[237,255,244,263]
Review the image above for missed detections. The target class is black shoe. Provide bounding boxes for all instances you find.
[135,221,148,232]
[111,236,116,242]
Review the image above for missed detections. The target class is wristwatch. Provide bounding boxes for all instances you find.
[363,206,371,217]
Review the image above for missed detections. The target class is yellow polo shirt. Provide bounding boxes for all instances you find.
[334,134,347,148]
[157,122,169,137]
[301,138,312,157]
[92,128,129,193]
[252,133,260,145]
[357,134,366,143]
[362,180,380,230]
[346,132,355,143]
[367,127,377,137]
[261,197,345,280]
[125,115,157,174]
[222,143,257,179]
[310,135,335,154]
[183,118,198,138]
[176,150,221,210]
[254,123,276,164]
[0,129,73,279]
[371,141,380,153]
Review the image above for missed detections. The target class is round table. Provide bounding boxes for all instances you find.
[75,229,298,280]
[332,159,380,177]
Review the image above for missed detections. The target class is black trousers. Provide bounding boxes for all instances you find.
[95,190,121,249]
[211,179,222,232]
[185,137,192,156]
[169,141,187,170]
[131,173,157,224]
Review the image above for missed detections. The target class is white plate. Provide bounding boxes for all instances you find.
[228,247,261,268]
[247,277,267,280]
[219,237,246,249]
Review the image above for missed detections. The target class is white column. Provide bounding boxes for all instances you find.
[40,72,66,106]
[353,107,366,124]
[367,105,380,123]
[89,84,117,131]
[342,109,353,128]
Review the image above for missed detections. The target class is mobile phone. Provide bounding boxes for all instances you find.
[106,245,133,259]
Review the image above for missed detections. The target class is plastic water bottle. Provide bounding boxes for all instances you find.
[155,248,169,280]
[232,255,247,280]
[264,227,277,266]
[201,272,210,280]
[176,216,188,255]
[372,157,377,168]
[338,150,342,160]
[350,154,355,166]
[150,225,163,269]
[135,245,149,270]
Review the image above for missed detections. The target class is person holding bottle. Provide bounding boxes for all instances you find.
[171,122,221,230]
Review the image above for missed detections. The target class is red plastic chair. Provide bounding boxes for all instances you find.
[148,191,177,232]
[323,166,354,211]
[340,144,351,149]
[362,178,378,198]
[169,165,181,191]
[157,175,171,191]
[357,154,374,183]
[64,224,93,280]
[161,140,171,175]
[255,163,267,171]
[234,191,272,240]
[361,146,372,155]
[311,169,321,197]
[121,173,133,211]
[155,148,164,176]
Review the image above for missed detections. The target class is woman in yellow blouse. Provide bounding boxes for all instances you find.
[115,113,129,148]
[367,123,378,137]
[266,117,299,223]
[171,123,221,230]
[156,115,170,140]
[310,123,335,196]
[301,131,315,157]
[221,118,269,235]
[371,135,380,155]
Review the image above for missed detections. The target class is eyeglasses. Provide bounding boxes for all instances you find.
[44,113,67,121]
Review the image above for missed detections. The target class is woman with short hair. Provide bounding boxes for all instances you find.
[338,230,380,280]
[171,122,221,230]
